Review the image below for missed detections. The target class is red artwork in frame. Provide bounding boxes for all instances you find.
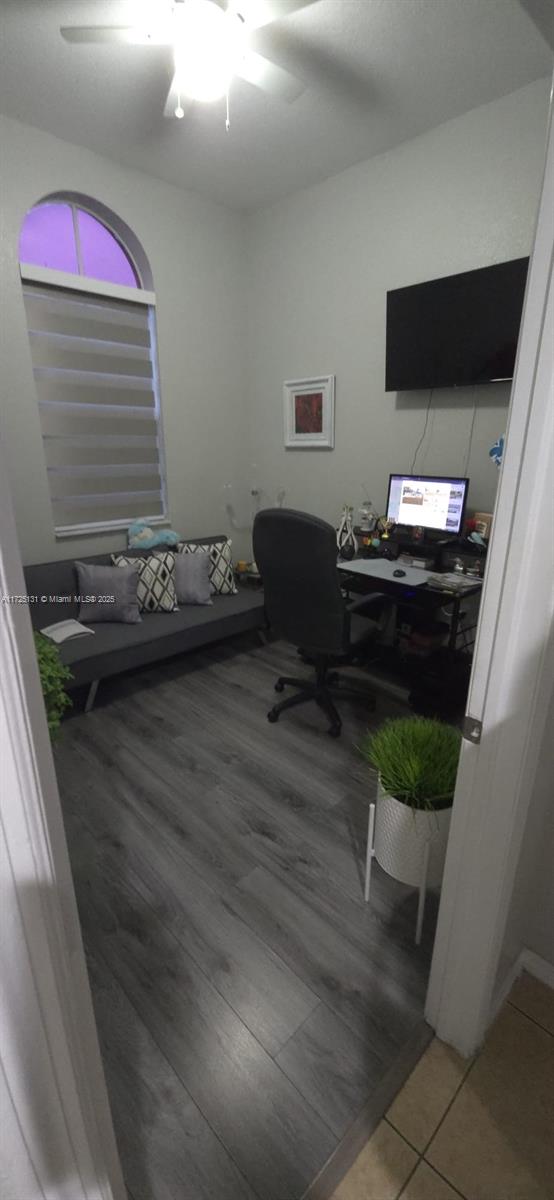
[284,375,335,448]
[294,391,324,435]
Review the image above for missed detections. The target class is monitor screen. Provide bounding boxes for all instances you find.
[386,474,469,536]
[385,258,528,391]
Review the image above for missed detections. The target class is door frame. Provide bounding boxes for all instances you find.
[0,444,125,1198]
[426,85,554,1056]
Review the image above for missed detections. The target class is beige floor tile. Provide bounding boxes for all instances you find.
[386,1038,469,1151]
[400,1161,461,1200]
[331,1120,418,1200]
[509,971,554,1036]
[427,1004,554,1200]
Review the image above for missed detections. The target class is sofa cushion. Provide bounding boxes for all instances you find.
[23,541,265,690]
[55,591,266,687]
[24,537,224,630]
[24,544,215,633]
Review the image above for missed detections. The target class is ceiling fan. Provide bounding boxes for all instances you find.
[60,0,313,122]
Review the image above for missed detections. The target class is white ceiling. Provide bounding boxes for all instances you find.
[0,0,550,210]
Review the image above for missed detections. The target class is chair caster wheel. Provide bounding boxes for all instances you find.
[267,709,279,723]
[275,681,285,693]
[328,723,341,738]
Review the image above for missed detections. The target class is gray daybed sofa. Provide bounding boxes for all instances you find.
[24,536,265,711]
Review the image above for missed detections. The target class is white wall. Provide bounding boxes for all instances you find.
[0,114,247,565]
[244,79,550,535]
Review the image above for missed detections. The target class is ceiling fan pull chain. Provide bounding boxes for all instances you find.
[225,87,230,133]
[175,90,185,120]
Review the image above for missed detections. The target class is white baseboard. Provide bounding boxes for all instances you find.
[494,947,554,1018]
[519,948,554,990]
[493,956,522,1018]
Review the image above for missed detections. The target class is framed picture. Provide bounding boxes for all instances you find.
[283,375,335,449]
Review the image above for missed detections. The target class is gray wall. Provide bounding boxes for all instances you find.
[0,114,247,565]
[0,79,550,566]
[244,79,550,536]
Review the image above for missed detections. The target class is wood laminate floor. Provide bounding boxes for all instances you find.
[54,635,436,1200]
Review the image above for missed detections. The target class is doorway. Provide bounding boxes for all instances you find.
[2,91,552,1200]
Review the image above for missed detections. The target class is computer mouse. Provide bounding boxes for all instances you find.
[393,568,407,578]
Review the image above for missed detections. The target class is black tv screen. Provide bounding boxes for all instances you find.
[385,258,528,391]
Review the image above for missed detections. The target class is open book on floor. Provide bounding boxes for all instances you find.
[40,620,95,644]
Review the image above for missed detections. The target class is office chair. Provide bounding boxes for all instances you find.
[253,508,384,736]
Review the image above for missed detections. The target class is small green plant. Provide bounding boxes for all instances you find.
[34,632,72,739]
[360,716,461,811]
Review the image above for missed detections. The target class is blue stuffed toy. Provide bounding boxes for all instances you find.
[128,518,181,550]
[489,435,504,470]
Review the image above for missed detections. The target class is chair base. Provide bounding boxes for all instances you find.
[267,664,376,737]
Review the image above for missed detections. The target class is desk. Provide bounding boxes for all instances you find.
[338,559,482,653]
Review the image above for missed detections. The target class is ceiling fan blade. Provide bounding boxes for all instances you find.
[230,0,316,31]
[60,26,171,46]
[236,51,304,101]
[163,74,193,120]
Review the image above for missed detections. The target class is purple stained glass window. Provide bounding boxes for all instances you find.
[19,203,79,274]
[19,202,139,288]
[78,210,138,287]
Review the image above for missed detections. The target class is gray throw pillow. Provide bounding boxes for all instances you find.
[174,552,213,606]
[177,538,237,594]
[75,561,141,624]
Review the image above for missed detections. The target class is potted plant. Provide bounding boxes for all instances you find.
[34,632,72,739]
[360,716,461,889]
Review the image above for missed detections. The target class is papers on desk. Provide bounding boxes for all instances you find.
[337,559,432,586]
[426,572,482,592]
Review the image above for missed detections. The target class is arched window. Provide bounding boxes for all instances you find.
[19,196,167,536]
[20,201,139,287]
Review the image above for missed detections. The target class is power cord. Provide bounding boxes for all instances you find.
[462,390,477,477]
[409,389,433,474]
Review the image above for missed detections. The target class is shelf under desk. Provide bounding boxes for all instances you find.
[338,558,482,652]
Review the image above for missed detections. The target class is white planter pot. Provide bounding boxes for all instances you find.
[374,779,452,888]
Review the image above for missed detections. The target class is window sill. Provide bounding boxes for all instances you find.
[55,515,170,539]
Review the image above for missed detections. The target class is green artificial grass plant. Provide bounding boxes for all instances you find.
[360,716,461,811]
[34,632,72,739]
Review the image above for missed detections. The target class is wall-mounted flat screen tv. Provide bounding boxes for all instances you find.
[385,257,529,391]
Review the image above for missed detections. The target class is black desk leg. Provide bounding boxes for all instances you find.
[448,595,461,652]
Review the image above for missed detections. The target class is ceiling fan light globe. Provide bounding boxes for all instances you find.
[175,46,231,101]
[173,0,247,103]
[179,70,230,102]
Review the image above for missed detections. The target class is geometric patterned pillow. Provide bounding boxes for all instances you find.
[177,538,237,595]
[111,551,178,613]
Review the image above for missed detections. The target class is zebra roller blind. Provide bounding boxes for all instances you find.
[23,283,166,533]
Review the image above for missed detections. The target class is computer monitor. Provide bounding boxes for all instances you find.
[386,474,469,537]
